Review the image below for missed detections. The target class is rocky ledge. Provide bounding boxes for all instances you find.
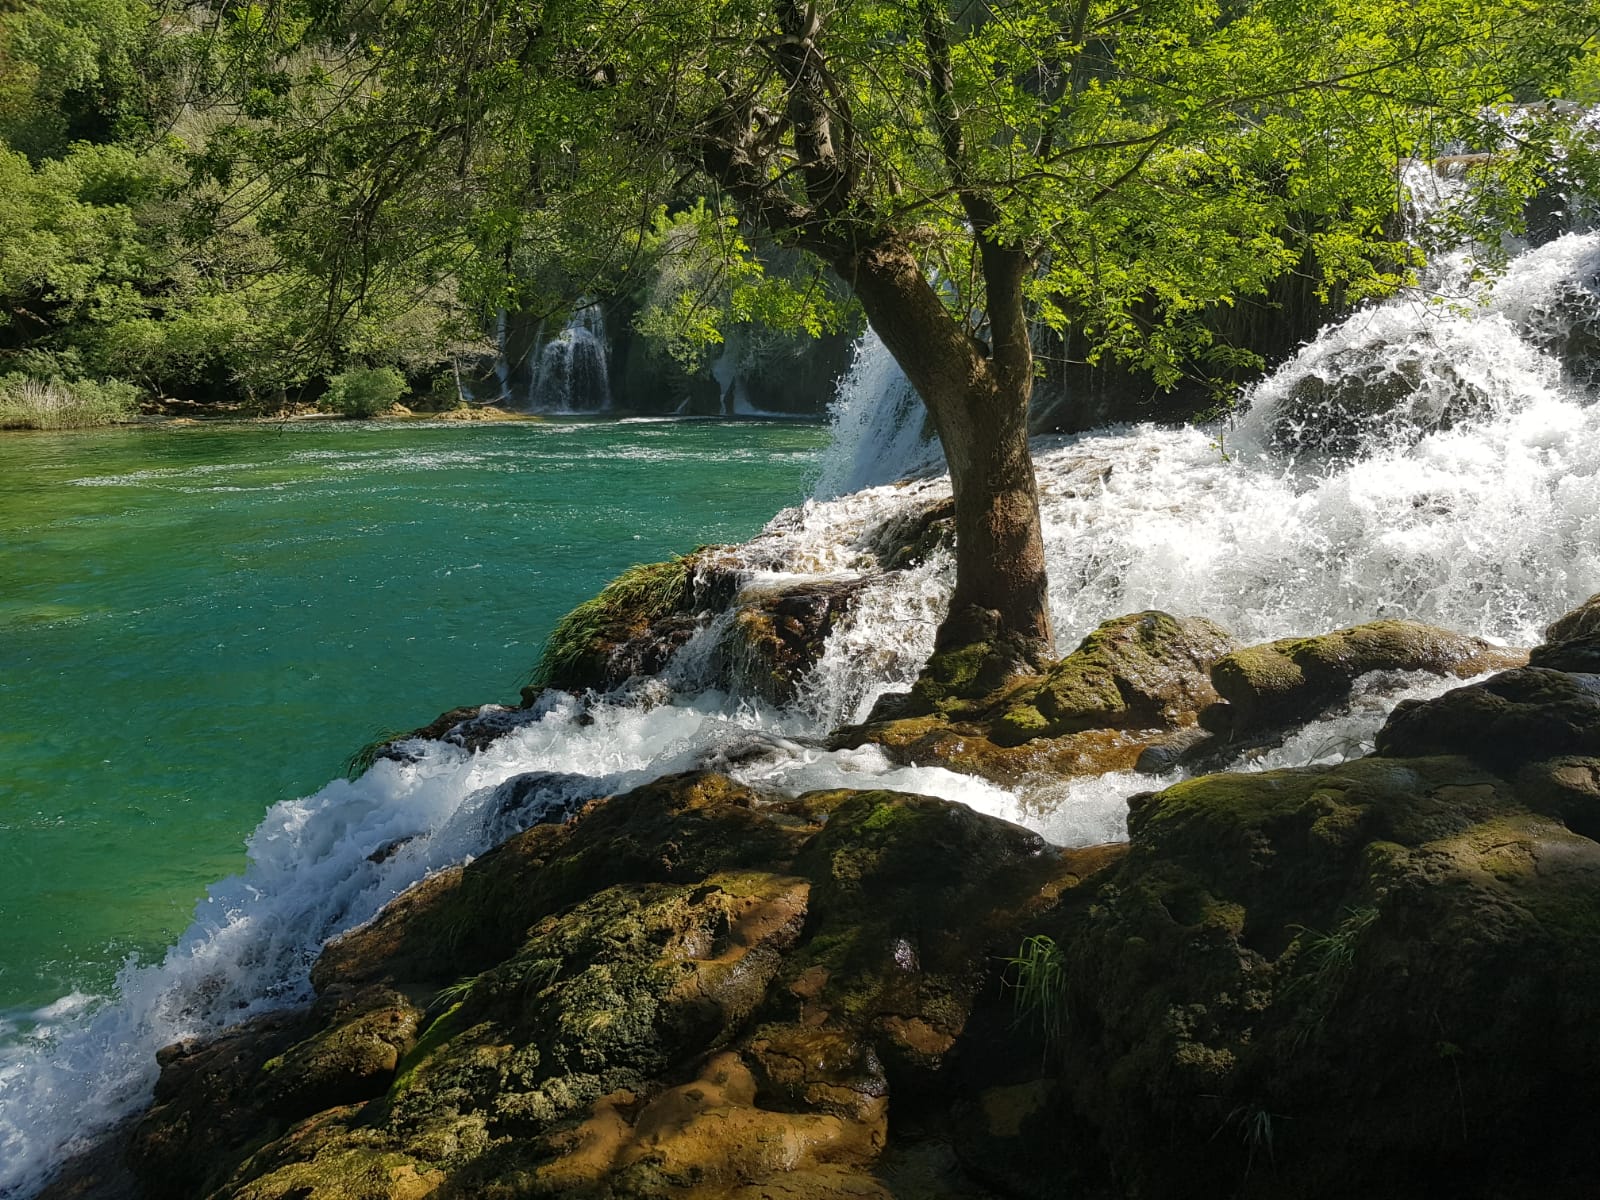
[44,594,1600,1200]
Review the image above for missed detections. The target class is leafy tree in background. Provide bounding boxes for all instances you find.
[223,0,1598,662]
[0,0,482,410]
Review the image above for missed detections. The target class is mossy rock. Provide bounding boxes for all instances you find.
[1207,619,1524,734]
[528,556,702,693]
[843,612,1235,785]
[1376,666,1600,771]
[125,774,1106,1200]
[310,772,806,999]
[991,611,1235,746]
[718,577,871,705]
[1045,746,1600,1199]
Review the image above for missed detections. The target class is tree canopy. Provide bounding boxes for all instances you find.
[7,0,1598,649]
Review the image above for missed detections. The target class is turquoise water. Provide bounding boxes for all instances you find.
[0,418,825,1015]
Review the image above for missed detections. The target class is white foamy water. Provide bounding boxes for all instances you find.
[812,331,944,498]
[8,202,1600,1200]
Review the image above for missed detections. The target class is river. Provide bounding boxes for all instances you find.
[0,418,826,1020]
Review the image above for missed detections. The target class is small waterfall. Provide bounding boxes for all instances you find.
[492,309,513,402]
[527,304,612,412]
[1232,230,1600,458]
[811,332,944,498]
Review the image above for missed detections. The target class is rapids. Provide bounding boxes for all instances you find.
[5,226,1600,1197]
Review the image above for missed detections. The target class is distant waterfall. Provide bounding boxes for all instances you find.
[812,332,943,498]
[527,304,612,412]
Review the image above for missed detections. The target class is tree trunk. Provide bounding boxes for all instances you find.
[835,236,1055,664]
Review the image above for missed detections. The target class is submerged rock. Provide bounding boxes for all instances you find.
[1258,340,1496,456]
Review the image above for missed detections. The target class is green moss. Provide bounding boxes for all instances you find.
[530,556,693,690]
[1212,620,1517,731]
[389,1000,467,1095]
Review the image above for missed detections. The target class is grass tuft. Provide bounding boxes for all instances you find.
[1003,933,1069,1054]
[343,729,408,780]
[0,375,140,430]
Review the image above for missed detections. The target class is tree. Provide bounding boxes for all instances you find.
[224,0,1597,667]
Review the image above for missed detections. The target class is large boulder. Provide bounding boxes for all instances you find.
[991,612,1235,745]
[1253,341,1495,457]
[1038,748,1600,1199]
[840,611,1237,785]
[1205,619,1523,735]
[1375,666,1600,770]
[122,773,1099,1200]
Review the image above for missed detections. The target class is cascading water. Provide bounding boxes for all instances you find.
[527,304,613,412]
[8,182,1600,1198]
[811,331,944,498]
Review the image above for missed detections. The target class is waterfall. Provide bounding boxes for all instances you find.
[811,332,944,498]
[9,182,1600,1200]
[492,308,513,402]
[527,304,613,413]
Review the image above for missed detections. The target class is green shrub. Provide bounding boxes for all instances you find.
[0,374,139,429]
[321,366,407,418]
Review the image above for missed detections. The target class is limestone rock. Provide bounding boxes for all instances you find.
[1376,666,1600,770]
[1529,591,1600,673]
[992,611,1236,745]
[1207,619,1524,734]
[719,577,871,705]
[1047,751,1600,1199]
[1260,342,1495,456]
[128,774,1093,1200]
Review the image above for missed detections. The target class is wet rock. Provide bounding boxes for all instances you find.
[863,496,955,570]
[1511,270,1600,390]
[719,577,872,705]
[484,770,604,837]
[991,612,1236,745]
[527,556,706,693]
[124,774,1097,1200]
[1207,619,1523,734]
[262,993,423,1121]
[129,1010,312,1197]
[1261,341,1496,456]
[1376,666,1600,770]
[1529,591,1600,673]
[842,612,1234,786]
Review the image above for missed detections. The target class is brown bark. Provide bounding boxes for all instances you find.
[834,237,1055,661]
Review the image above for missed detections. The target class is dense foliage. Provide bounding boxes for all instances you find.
[3,0,1597,430]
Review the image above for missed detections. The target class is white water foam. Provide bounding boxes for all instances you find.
[812,332,944,498]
